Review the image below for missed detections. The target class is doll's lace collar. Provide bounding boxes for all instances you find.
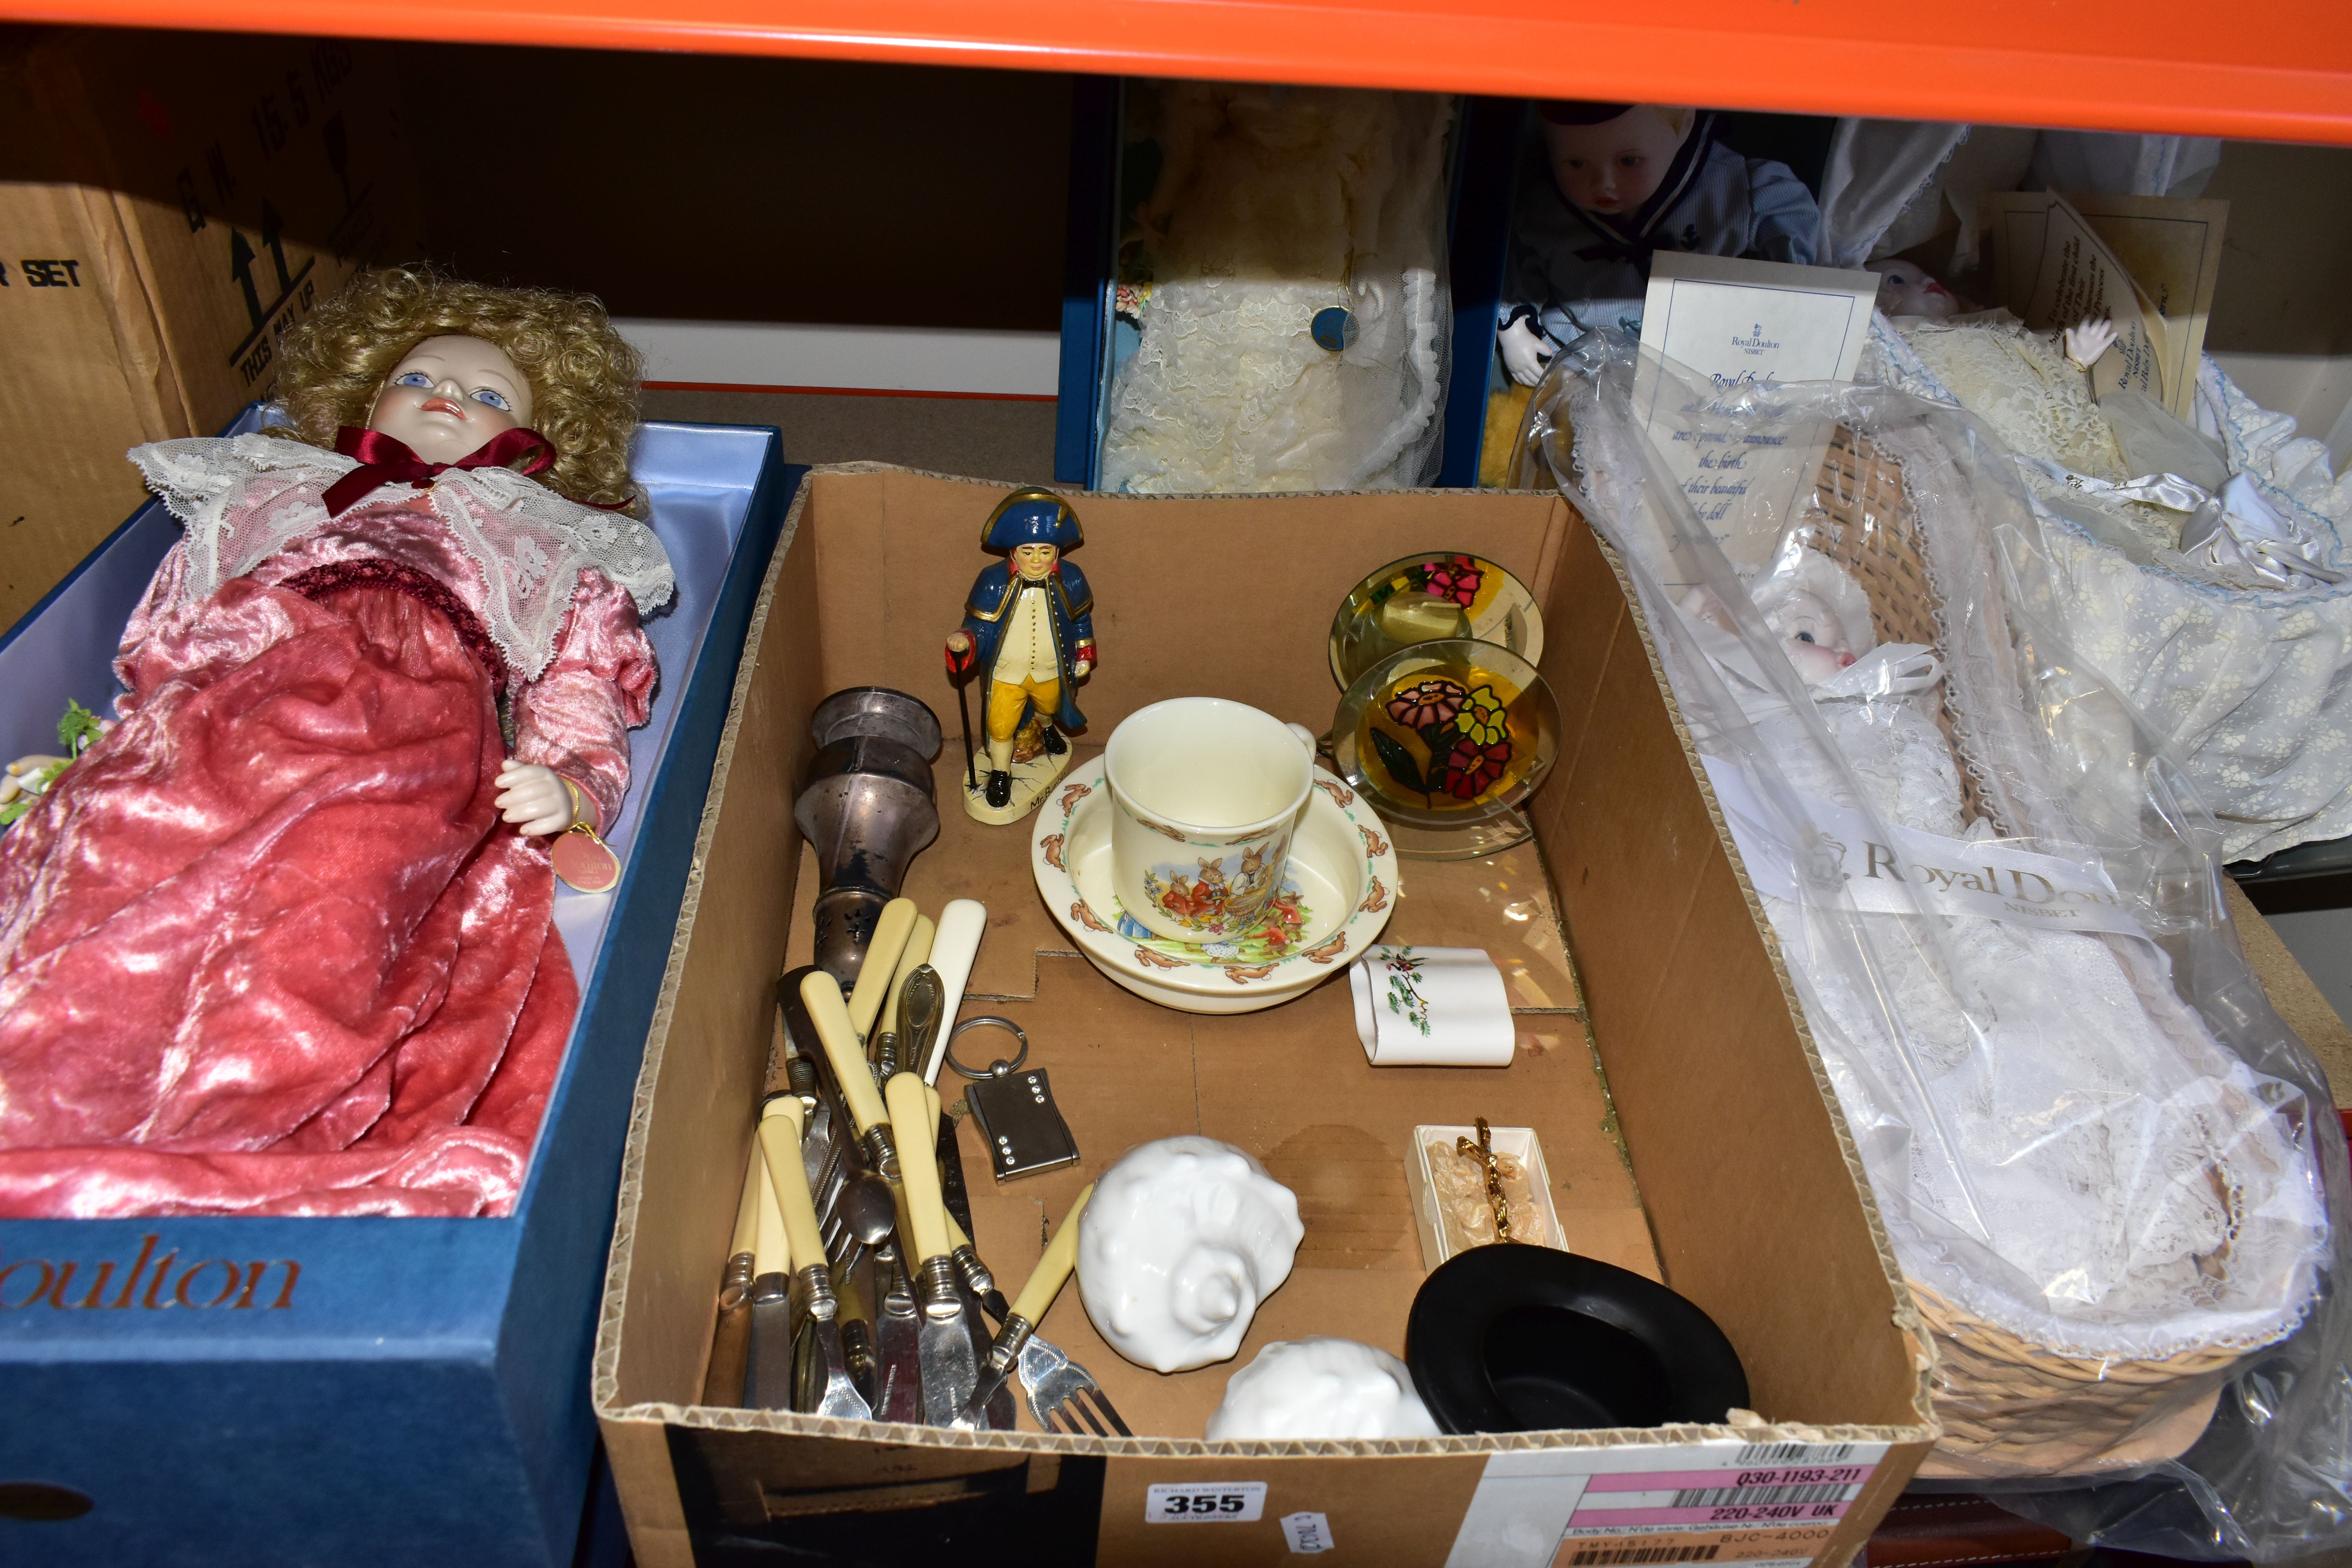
[128,433,676,682]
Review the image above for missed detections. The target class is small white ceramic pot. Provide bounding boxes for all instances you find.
[1204,1337,1441,1441]
[1348,944,1514,1067]
[1104,698,1319,947]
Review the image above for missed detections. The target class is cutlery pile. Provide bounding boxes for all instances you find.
[706,897,1127,1437]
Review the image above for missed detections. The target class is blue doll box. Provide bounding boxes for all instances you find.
[0,410,801,1567]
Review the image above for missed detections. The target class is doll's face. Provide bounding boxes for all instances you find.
[1866,260,1958,322]
[370,335,535,463]
[1543,109,1691,215]
[1013,543,1059,580]
[1765,589,1858,684]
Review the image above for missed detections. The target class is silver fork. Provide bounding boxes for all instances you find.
[951,1184,1129,1437]
[1018,1333,1131,1437]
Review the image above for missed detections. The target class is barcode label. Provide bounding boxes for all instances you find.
[1570,1546,1722,1565]
[1669,1485,1853,1509]
[1733,1443,1856,1465]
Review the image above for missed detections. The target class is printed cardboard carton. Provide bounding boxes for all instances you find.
[593,466,1939,1568]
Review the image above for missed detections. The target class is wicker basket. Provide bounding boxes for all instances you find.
[1808,425,2254,1477]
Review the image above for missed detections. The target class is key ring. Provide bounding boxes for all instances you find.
[942,1016,1030,1080]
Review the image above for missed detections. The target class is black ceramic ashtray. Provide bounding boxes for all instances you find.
[1405,1245,1749,1433]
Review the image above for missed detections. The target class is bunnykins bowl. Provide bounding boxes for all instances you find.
[1032,757,1398,1015]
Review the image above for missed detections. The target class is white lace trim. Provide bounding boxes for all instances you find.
[1098,86,1452,494]
[129,434,674,682]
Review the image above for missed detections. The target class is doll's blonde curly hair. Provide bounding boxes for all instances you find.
[271,266,642,510]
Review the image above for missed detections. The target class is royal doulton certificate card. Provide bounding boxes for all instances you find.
[1633,253,1881,581]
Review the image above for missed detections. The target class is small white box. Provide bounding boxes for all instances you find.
[1406,1124,1568,1271]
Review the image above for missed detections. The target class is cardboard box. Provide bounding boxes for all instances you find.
[592,466,1938,1566]
[0,29,422,633]
[0,414,798,1566]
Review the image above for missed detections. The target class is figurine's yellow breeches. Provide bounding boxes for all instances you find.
[986,677,1061,742]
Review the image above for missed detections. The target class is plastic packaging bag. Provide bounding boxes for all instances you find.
[1511,333,2352,1561]
[1865,317,2352,863]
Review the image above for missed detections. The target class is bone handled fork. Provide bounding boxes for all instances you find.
[758,1097,871,1419]
[955,1185,1130,1437]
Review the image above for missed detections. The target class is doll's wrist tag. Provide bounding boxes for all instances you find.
[553,822,622,893]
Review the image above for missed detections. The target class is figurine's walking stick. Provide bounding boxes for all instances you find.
[949,657,977,792]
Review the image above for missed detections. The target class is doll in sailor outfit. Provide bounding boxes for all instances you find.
[1495,101,1823,386]
[944,489,1097,823]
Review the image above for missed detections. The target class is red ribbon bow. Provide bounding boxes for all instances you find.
[323,425,557,517]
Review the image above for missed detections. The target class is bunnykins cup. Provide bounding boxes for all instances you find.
[1104,698,1319,946]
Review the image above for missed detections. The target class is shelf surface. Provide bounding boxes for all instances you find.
[9,0,2352,143]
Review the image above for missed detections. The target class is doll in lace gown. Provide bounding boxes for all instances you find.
[0,268,673,1218]
[1689,555,2320,1354]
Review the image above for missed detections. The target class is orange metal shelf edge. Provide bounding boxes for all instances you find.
[7,0,2352,143]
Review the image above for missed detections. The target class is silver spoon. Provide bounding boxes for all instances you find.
[898,965,945,1088]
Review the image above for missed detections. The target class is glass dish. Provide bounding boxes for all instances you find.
[1330,639,1560,857]
[1327,552,1546,690]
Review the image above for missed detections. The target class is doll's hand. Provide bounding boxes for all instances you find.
[944,631,976,678]
[1072,659,1092,679]
[2063,317,2118,372]
[495,762,581,837]
[1498,316,1554,388]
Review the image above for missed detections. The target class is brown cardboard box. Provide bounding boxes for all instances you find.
[592,466,1938,1567]
[0,29,420,632]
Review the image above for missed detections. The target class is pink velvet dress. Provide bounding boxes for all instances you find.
[0,458,659,1218]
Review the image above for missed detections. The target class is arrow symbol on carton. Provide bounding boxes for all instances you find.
[260,200,294,294]
[228,230,263,330]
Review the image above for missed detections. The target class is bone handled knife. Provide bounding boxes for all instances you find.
[741,1098,798,1411]
[885,1070,977,1425]
[920,900,987,1085]
[871,1240,923,1424]
[925,1082,1009,1328]
[846,897,919,1045]
[923,1083,1013,1426]
[700,1134,766,1407]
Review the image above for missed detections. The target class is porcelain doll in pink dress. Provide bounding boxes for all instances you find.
[0,267,672,1217]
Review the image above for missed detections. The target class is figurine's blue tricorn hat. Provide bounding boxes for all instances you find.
[981,488,1083,551]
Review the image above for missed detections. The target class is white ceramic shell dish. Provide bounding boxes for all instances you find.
[1077,1136,1304,1374]
[1032,757,1398,1015]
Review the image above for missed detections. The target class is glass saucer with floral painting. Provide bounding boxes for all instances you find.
[1328,553,1546,691]
[1330,639,1560,861]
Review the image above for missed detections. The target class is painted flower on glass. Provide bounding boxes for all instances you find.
[1439,739,1512,800]
[1423,557,1483,607]
[1454,685,1508,746]
[1385,677,1467,733]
